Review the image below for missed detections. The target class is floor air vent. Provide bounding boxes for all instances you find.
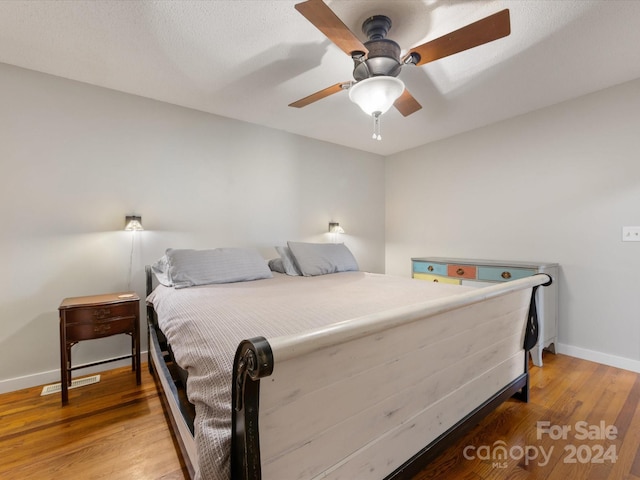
[40,375,101,396]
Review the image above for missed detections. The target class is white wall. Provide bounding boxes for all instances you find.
[4,61,639,394]
[385,78,640,372]
[0,63,385,392]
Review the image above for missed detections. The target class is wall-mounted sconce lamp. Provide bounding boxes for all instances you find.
[124,215,143,231]
[124,215,143,290]
[328,222,345,234]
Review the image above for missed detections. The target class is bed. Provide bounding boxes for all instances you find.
[145,244,551,480]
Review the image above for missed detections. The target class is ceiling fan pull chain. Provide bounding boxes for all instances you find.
[372,112,382,141]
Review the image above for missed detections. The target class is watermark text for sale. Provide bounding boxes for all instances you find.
[463,421,618,468]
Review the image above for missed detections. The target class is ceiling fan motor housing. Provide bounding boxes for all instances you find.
[353,15,402,81]
[362,15,392,40]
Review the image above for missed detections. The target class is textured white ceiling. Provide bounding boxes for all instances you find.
[1,0,640,155]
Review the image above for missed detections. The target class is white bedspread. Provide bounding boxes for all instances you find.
[147,272,472,480]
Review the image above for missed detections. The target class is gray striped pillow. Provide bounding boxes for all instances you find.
[287,242,359,276]
[275,246,302,276]
[163,248,272,288]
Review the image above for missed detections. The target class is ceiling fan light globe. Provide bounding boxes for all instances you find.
[348,76,405,116]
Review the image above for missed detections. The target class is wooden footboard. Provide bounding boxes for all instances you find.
[232,274,551,480]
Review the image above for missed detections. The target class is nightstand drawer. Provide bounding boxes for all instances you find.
[66,316,135,341]
[478,266,537,282]
[413,273,461,284]
[63,302,137,325]
[447,264,477,279]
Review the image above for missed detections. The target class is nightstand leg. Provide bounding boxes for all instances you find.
[60,317,68,405]
[61,349,69,405]
[131,334,136,372]
[66,347,72,386]
[135,324,141,385]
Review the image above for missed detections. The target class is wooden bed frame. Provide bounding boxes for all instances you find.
[146,266,551,480]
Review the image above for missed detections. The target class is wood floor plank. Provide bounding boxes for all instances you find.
[538,364,628,479]
[0,354,639,480]
[413,353,640,480]
[0,364,188,480]
[605,377,640,480]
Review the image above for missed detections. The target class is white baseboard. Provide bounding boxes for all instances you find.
[0,352,148,395]
[556,343,640,373]
[3,345,639,394]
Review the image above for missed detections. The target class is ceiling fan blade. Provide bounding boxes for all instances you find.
[394,89,422,117]
[289,82,349,108]
[405,9,510,66]
[294,0,368,56]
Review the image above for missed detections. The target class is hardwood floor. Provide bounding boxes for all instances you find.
[0,364,189,480]
[1,354,639,479]
[415,353,640,480]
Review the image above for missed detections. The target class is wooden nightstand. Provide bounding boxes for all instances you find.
[58,292,141,405]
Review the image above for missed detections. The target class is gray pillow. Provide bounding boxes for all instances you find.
[275,246,302,276]
[157,248,272,288]
[151,255,172,286]
[268,257,286,274]
[287,242,359,277]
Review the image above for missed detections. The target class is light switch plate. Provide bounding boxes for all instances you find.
[622,226,640,242]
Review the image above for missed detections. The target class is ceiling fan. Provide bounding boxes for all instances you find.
[288,0,510,138]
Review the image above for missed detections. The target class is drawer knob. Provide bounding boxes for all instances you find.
[428,266,434,272]
[93,308,111,320]
[501,271,512,279]
[93,324,112,335]
[456,268,464,275]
